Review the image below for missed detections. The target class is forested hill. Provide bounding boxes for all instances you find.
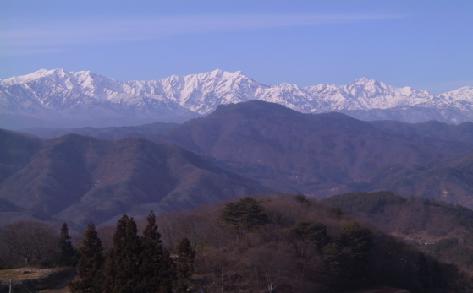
[324,192,473,271]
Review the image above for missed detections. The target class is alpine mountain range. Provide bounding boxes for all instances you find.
[2,68,473,128]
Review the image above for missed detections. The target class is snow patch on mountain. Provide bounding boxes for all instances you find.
[1,68,473,128]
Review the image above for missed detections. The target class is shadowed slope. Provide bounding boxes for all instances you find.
[165,101,472,196]
[324,192,473,270]
[0,132,267,226]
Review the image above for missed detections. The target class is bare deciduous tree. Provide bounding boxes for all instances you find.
[0,221,58,267]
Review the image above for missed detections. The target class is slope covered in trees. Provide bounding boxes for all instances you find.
[147,196,472,292]
[6,101,473,227]
[0,131,267,226]
[162,101,473,208]
[324,192,473,272]
[1,196,472,292]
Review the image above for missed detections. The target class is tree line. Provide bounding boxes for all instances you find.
[0,221,77,268]
[1,196,471,292]
[70,212,194,293]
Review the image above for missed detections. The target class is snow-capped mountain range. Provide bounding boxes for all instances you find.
[1,68,473,128]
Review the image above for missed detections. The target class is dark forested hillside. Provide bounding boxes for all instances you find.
[0,131,267,226]
[371,120,473,145]
[23,121,178,140]
[3,196,471,292]
[373,154,473,208]
[324,192,473,271]
[163,101,473,206]
[148,196,473,292]
[5,101,473,226]
[0,129,42,182]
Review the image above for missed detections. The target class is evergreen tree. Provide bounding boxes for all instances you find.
[138,211,174,292]
[57,223,78,266]
[222,197,269,234]
[322,222,372,291]
[176,238,195,292]
[70,224,104,293]
[104,215,142,293]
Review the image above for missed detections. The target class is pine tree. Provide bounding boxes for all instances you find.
[322,222,372,291]
[176,238,195,292]
[222,197,269,234]
[70,224,104,293]
[57,223,78,266]
[137,211,174,292]
[104,215,142,293]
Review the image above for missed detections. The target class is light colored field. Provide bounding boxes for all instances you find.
[0,267,74,292]
[0,268,59,282]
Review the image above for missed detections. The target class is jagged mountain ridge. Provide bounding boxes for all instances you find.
[2,68,473,127]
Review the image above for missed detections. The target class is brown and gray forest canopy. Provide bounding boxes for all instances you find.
[125,196,473,293]
[0,221,59,267]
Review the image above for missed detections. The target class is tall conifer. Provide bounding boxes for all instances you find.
[58,223,77,266]
[70,224,104,293]
[138,211,175,292]
[138,211,163,291]
[104,215,142,293]
[176,238,195,292]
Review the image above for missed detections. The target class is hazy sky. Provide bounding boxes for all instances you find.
[1,0,472,92]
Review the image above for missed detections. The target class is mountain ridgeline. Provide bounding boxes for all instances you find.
[162,101,473,208]
[0,129,267,226]
[4,101,473,291]
[13,100,473,216]
[2,68,473,128]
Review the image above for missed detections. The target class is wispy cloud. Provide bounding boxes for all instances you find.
[1,13,405,55]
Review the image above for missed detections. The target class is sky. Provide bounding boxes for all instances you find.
[1,0,473,93]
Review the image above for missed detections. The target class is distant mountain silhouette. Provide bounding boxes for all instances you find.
[164,101,473,202]
[0,131,266,226]
[373,152,473,207]
[4,68,473,128]
[0,129,42,182]
[24,121,178,140]
[6,100,473,224]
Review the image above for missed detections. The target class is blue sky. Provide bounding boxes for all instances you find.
[1,0,472,92]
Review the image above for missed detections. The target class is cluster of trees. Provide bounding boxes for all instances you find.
[70,212,195,293]
[222,197,269,233]
[158,196,472,292]
[0,221,77,268]
[221,197,374,291]
[1,196,472,292]
[324,191,473,272]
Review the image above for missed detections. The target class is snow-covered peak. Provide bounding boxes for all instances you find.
[181,69,252,82]
[346,77,391,95]
[209,68,224,78]
[1,68,65,85]
[352,77,381,85]
[441,86,473,101]
[0,68,109,94]
[2,68,473,127]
